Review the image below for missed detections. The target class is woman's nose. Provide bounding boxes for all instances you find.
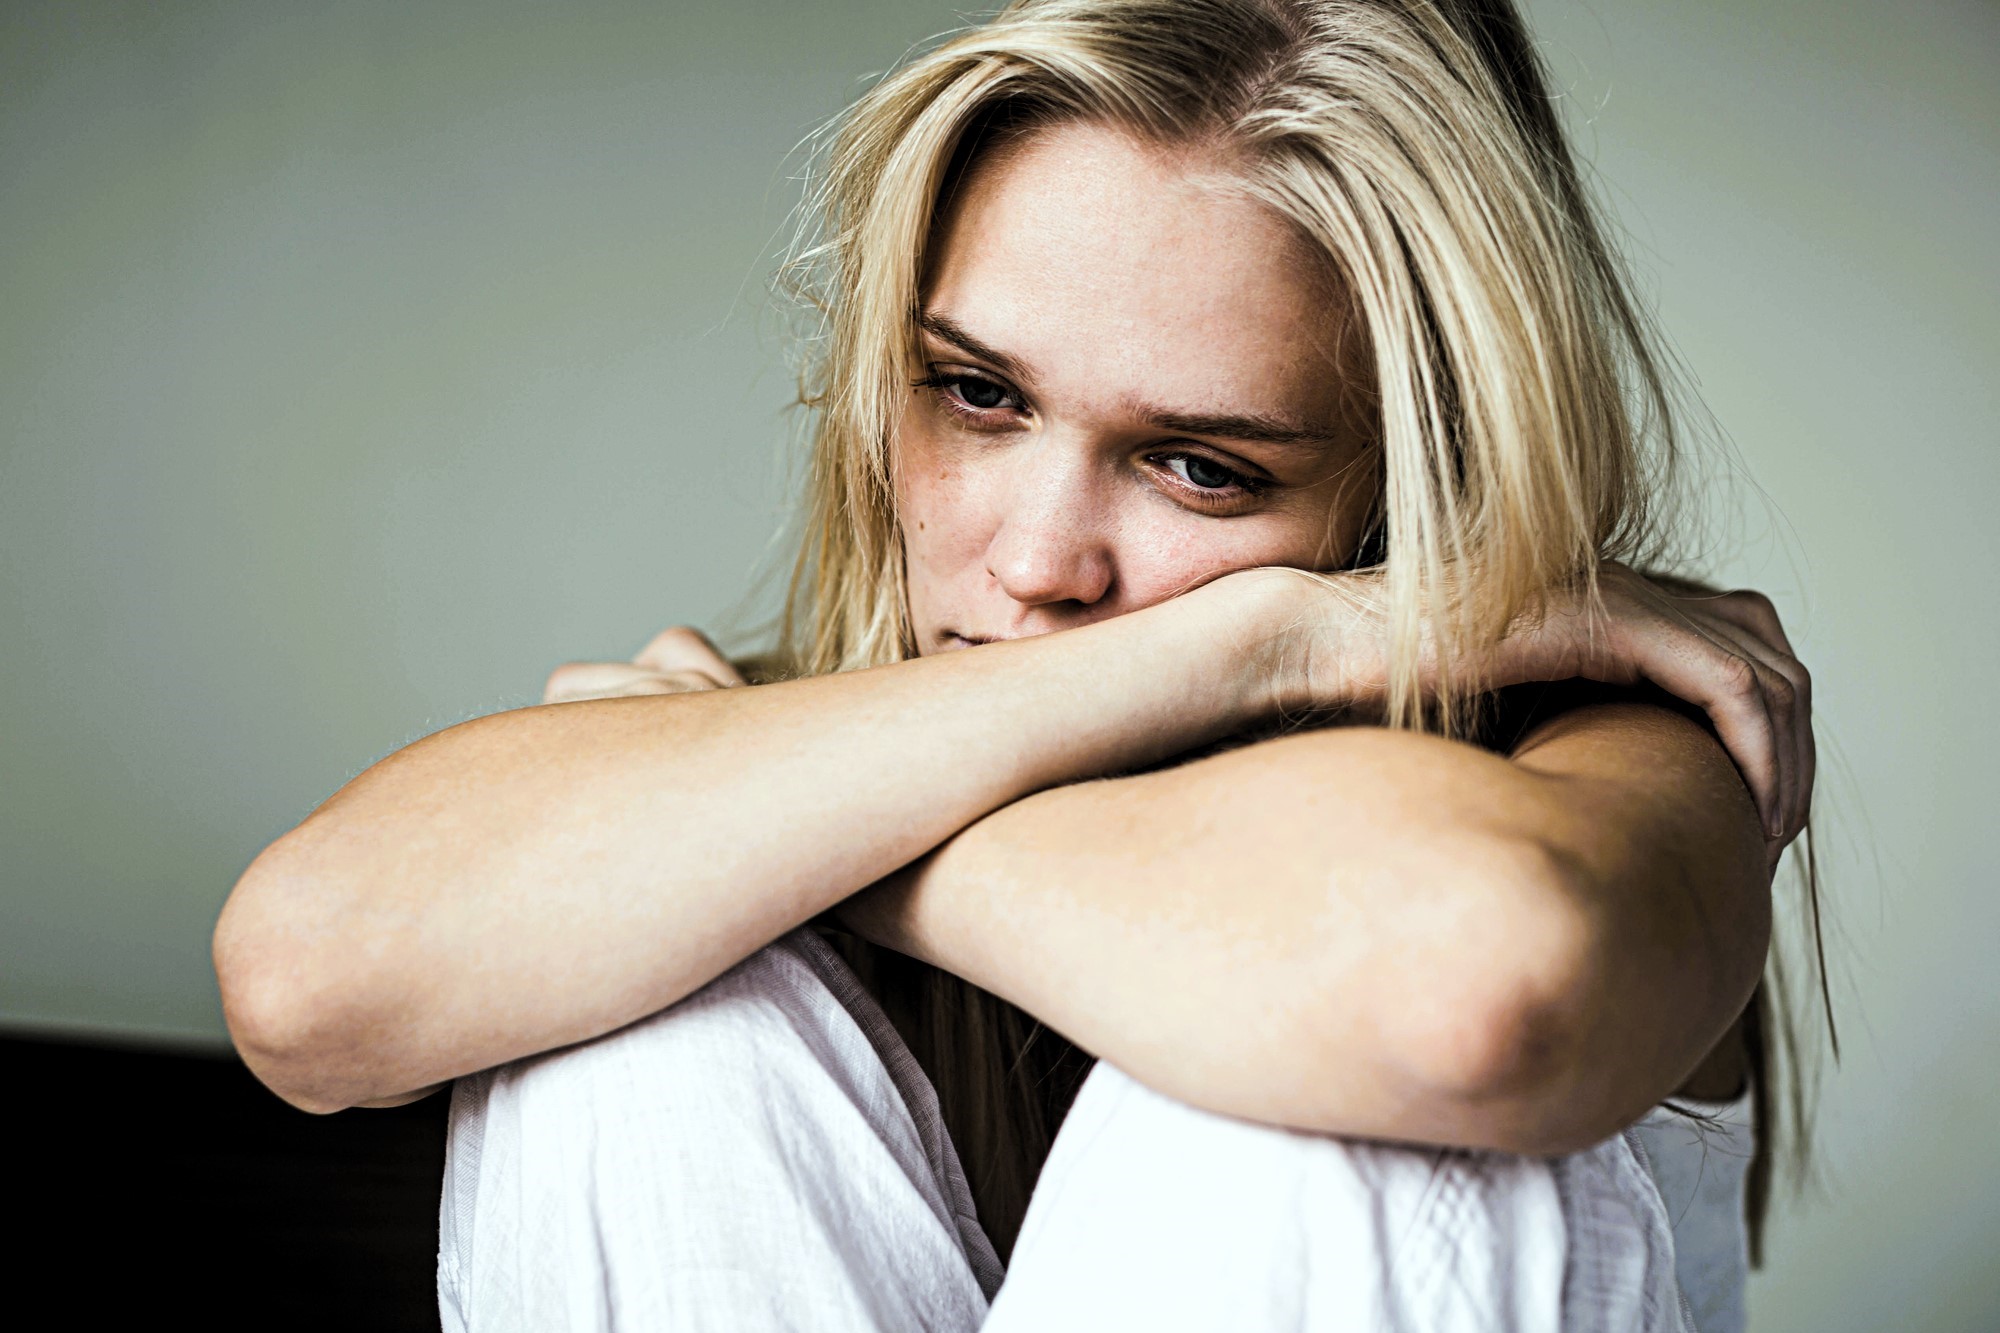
[983,445,1115,609]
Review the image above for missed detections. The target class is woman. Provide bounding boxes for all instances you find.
[214,0,1822,1327]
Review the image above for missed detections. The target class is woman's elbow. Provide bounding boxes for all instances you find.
[1388,834,1619,1157]
[213,850,384,1114]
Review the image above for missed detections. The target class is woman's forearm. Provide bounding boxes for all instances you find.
[215,579,1290,1112]
[837,706,1769,1156]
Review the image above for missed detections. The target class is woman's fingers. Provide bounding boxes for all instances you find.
[1791,661,1816,838]
[1617,584,1811,846]
[1390,562,1815,850]
[538,627,745,707]
[633,626,747,686]
[1701,588,1795,658]
[1640,624,1785,834]
[542,661,730,705]
[1705,591,1814,841]
[1668,588,1814,845]
[1574,575,1779,833]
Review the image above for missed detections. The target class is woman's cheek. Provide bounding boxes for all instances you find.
[900,457,983,564]
[1113,512,1306,604]
[895,426,995,620]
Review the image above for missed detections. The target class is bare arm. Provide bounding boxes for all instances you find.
[218,564,1798,1133]
[836,700,1770,1157]
[214,577,1287,1112]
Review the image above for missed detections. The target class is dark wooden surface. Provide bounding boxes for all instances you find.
[7,1032,448,1329]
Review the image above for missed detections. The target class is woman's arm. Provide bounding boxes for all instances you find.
[219,563,1797,1124]
[214,576,1290,1112]
[837,699,1770,1158]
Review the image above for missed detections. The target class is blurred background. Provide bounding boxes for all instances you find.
[3,0,1994,1327]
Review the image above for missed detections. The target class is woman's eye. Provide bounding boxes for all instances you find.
[1152,452,1272,509]
[954,377,1010,411]
[914,369,1019,418]
[1161,453,1251,492]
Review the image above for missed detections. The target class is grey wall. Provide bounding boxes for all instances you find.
[2,0,934,1040]
[1519,5,2000,1329]
[3,2,1994,1327]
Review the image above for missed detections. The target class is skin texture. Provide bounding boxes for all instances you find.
[900,125,1378,646]
[212,123,1800,1154]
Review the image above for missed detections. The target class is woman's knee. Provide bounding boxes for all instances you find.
[452,930,878,1162]
[987,1063,1583,1331]
[1025,1059,1567,1236]
[440,931,997,1332]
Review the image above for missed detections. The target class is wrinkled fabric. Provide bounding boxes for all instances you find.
[1631,1091,1755,1333]
[438,927,999,1333]
[986,1060,1691,1332]
[439,926,1725,1331]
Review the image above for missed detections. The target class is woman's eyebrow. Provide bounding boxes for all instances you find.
[918,310,1035,383]
[1132,403,1339,456]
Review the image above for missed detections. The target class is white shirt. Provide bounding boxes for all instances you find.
[1631,1090,1756,1333]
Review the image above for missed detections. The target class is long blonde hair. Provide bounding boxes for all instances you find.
[764,0,1825,1262]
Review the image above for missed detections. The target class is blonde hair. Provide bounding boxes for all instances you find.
[765,0,1821,1261]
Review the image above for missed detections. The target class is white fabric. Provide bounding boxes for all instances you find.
[438,926,1719,1331]
[985,1060,1689,1332]
[438,926,1000,1332]
[1631,1092,1755,1333]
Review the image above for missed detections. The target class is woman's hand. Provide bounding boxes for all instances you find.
[1242,563,1813,854]
[541,626,746,703]
[1496,566,1812,852]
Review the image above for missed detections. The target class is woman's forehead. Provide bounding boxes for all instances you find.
[920,120,1356,431]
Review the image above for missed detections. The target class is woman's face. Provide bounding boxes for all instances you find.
[896,119,1376,655]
